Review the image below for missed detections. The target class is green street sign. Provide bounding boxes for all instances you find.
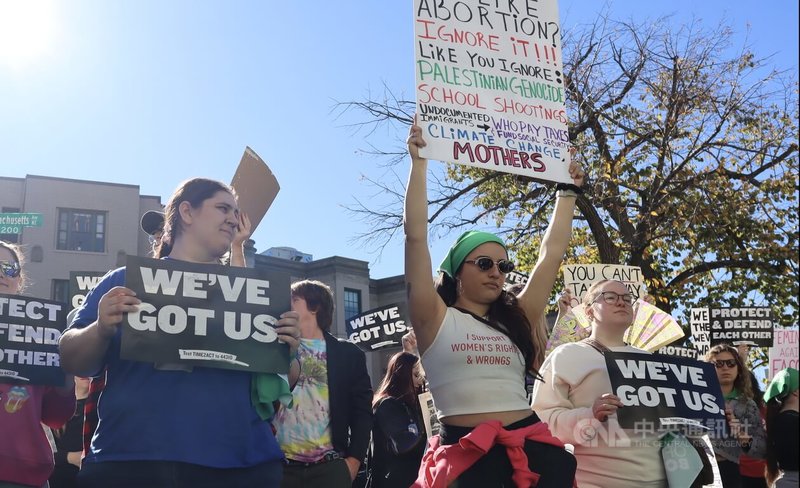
[0,213,44,234]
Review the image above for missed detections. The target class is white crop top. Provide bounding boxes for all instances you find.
[420,307,530,418]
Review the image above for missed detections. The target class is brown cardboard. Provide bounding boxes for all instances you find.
[230,147,280,233]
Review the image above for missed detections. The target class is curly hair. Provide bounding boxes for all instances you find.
[705,343,753,401]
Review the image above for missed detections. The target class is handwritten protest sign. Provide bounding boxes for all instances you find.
[769,328,799,379]
[709,307,773,347]
[690,308,711,357]
[121,256,292,373]
[414,0,571,183]
[230,146,280,234]
[68,271,106,310]
[0,294,67,385]
[563,264,645,301]
[347,303,409,352]
[605,352,726,430]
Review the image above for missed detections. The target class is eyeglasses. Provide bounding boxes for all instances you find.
[464,257,515,274]
[714,359,738,369]
[0,261,21,278]
[592,291,634,305]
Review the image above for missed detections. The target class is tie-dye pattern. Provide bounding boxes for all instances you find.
[274,338,334,462]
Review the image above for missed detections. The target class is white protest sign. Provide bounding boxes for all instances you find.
[690,308,710,357]
[414,0,571,183]
[563,264,646,301]
[418,391,441,439]
[769,328,799,379]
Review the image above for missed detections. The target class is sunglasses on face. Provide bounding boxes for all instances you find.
[714,359,738,369]
[0,261,21,278]
[592,291,634,305]
[464,257,515,274]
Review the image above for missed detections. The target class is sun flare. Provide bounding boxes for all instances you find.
[0,0,58,69]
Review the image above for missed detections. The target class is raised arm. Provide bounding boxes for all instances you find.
[516,161,584,323]
[404,125,447,354]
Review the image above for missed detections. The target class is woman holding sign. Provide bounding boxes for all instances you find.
[0,241,76,488]
[58,178,301,488]
[532,279,668,488]
[404,125,581,487]
[705,344,767,488]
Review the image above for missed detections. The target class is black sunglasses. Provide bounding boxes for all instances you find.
[464,257,515,274]
[714,359,737,369]
[0,261,21,278]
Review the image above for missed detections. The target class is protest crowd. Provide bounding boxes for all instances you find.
[0,125,796,488]
[1,1,797,487]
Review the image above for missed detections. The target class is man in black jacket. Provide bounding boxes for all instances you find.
[273,280,373,488]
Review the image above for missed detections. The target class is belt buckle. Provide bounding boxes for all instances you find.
[323,451,341,463]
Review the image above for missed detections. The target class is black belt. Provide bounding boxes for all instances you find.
[285,451,342,466]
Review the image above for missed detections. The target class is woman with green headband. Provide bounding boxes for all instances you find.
[404,124,584,487]
[764,367,798,487]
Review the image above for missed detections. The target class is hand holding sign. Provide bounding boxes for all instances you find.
[274,311,301,360]
[407,124,427,162]
[592,393,623,422]
[98,287,141,340]
[232,211,252,249]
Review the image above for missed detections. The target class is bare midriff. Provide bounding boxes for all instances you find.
[440,408,534,428]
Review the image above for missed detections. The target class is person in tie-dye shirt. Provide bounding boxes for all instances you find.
[273,280,372,488]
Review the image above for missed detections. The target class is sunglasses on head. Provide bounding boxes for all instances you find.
[714,359,737,369]
[0,261,21,278]
[464,257,515,274]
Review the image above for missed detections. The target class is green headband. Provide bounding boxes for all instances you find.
[764,367,799,403]
[438,231,506,278]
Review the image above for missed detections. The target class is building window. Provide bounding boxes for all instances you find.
[0,207,20,243]
[57,209,106,252]
[52,279,69,304]
[343,288,362,321]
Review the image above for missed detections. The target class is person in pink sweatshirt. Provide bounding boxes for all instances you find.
[1,241,76,488]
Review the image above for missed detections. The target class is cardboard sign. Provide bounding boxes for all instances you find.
[605,352,726,430]
[230,146,280,233]
[414,0,571,183]
[563,264,646,301]
[68,271,106,310]
[709,307,773,347]
[121,256,292,373]
[347,303,409,352]
[0,294,67,385]
[690,308,711,357]
[418,390,441,439]
[769,328,799,379]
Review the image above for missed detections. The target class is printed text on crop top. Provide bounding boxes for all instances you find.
[420,307,530,417]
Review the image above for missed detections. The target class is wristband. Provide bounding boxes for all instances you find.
[557,189,578,198]
[556,183,584,195]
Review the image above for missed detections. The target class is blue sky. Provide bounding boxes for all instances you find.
[1,0,797,280]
